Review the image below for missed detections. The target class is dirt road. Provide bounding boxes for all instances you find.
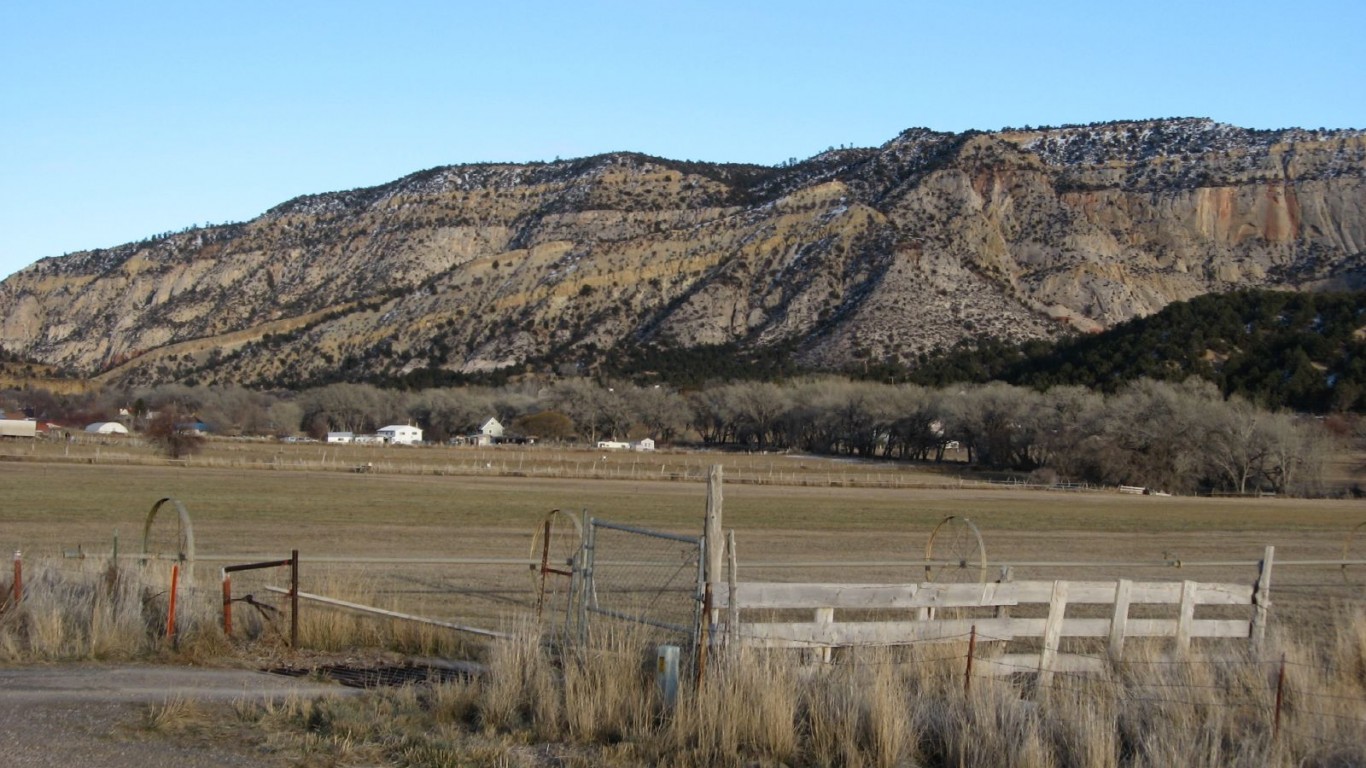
[0,664,359,767]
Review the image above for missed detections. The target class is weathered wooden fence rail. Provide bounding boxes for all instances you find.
[719,567,1270,682]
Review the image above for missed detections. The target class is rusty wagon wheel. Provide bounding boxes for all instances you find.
[529,509,583,619]
[924,515,987,584]
[142,497,196,587]
[1344,521,1366,587]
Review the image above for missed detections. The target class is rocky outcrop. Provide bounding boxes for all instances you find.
[1,118,1362,387]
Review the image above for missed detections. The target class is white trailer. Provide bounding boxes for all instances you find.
[0,419,37,438]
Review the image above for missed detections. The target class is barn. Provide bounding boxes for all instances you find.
[377,424,423,445]
[84,421,130,435]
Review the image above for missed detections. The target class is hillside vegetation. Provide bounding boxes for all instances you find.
[905,289,1366,413]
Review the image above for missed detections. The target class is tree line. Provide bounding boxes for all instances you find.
[5,376,1349,497]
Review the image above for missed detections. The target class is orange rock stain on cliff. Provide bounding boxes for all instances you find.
[1261,182,1301,243]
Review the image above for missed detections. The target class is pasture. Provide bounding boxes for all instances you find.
[4,438,1365,766]
[2,437,1362,639]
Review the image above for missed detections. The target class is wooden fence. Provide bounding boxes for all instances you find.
[717,550,1272,684]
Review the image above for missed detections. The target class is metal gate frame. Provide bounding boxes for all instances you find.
[577,518,705,648]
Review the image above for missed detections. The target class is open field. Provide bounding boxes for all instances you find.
[2,438,1364,643]
[3,440,1364,766]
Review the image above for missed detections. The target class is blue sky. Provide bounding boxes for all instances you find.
[3,0,1363,279]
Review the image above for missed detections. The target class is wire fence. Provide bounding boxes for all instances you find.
[5,545,1364,756]
[580,518,704,645]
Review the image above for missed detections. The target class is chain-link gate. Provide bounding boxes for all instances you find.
[577,518,704,647]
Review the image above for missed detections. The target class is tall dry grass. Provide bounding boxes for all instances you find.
[0,557,479,663]
[8,557,1362,766]
[0,556,222,660]
[235,615,1366,768]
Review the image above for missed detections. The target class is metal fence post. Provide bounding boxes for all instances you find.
[965,625,977,693]
[221,569,233,635]
[727,530,738,648]
[166,564,179,644]
[693,531,708,680]
[578,519,596,646]
[290,549,299,648]
[657,644,681,708]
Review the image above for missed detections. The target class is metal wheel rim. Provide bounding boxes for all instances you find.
[529,509,583,614]
[924,515,987,584]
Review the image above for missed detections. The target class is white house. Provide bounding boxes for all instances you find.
[597,440,631,450]
[326,432,355,444]
[377,424,423,445]
[632,438,656,452]
[454,417,505,446]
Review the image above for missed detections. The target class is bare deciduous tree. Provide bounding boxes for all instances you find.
[145,401,204,459]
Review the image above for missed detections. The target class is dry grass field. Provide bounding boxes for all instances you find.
[3,437,1364,766]
[2,436,1363,637]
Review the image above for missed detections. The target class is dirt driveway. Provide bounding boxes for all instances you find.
[0,664,359,767]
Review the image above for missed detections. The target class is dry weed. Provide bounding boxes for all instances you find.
[139,696,207,733]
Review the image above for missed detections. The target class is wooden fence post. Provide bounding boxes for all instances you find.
[1108,579,1132,661]
[994,566,1014,618]
[703,465,723,636]
[696,583,712,686]
[1038,581,1069,691]
[1273,652,1286,742]
[1251,545,1274,649]
[705,466,723,590]
[1176,580,1198,653]
[815,607,834,663]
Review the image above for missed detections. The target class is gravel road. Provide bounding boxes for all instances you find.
[0,664,360,767]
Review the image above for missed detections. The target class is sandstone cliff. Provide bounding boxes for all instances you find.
[1,118,1362,387]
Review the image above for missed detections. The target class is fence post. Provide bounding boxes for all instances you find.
[705,465,724,601]
[166,564,179,644]
[726,530,738,649]
[1251,545,1274,650]
[1176,580,1198,653]
[1038,580,1069,692]
[222,570,233,636]
[290,549,299,648]
[536,519,552,619]
[1108,579,1132,661]
[965,625,977,693]
[1272,652,1286,743]
[578,519,596,646]
[657,645,680,709]
[11,550,20,605]
[697,582,712,685]
[994,566,1014,618]
[701,465,723,675]
[815,607,834,663]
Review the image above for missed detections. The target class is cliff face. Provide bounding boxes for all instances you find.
[2,118,1363,387]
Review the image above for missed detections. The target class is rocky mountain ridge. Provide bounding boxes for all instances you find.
[2,118,1363,388]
